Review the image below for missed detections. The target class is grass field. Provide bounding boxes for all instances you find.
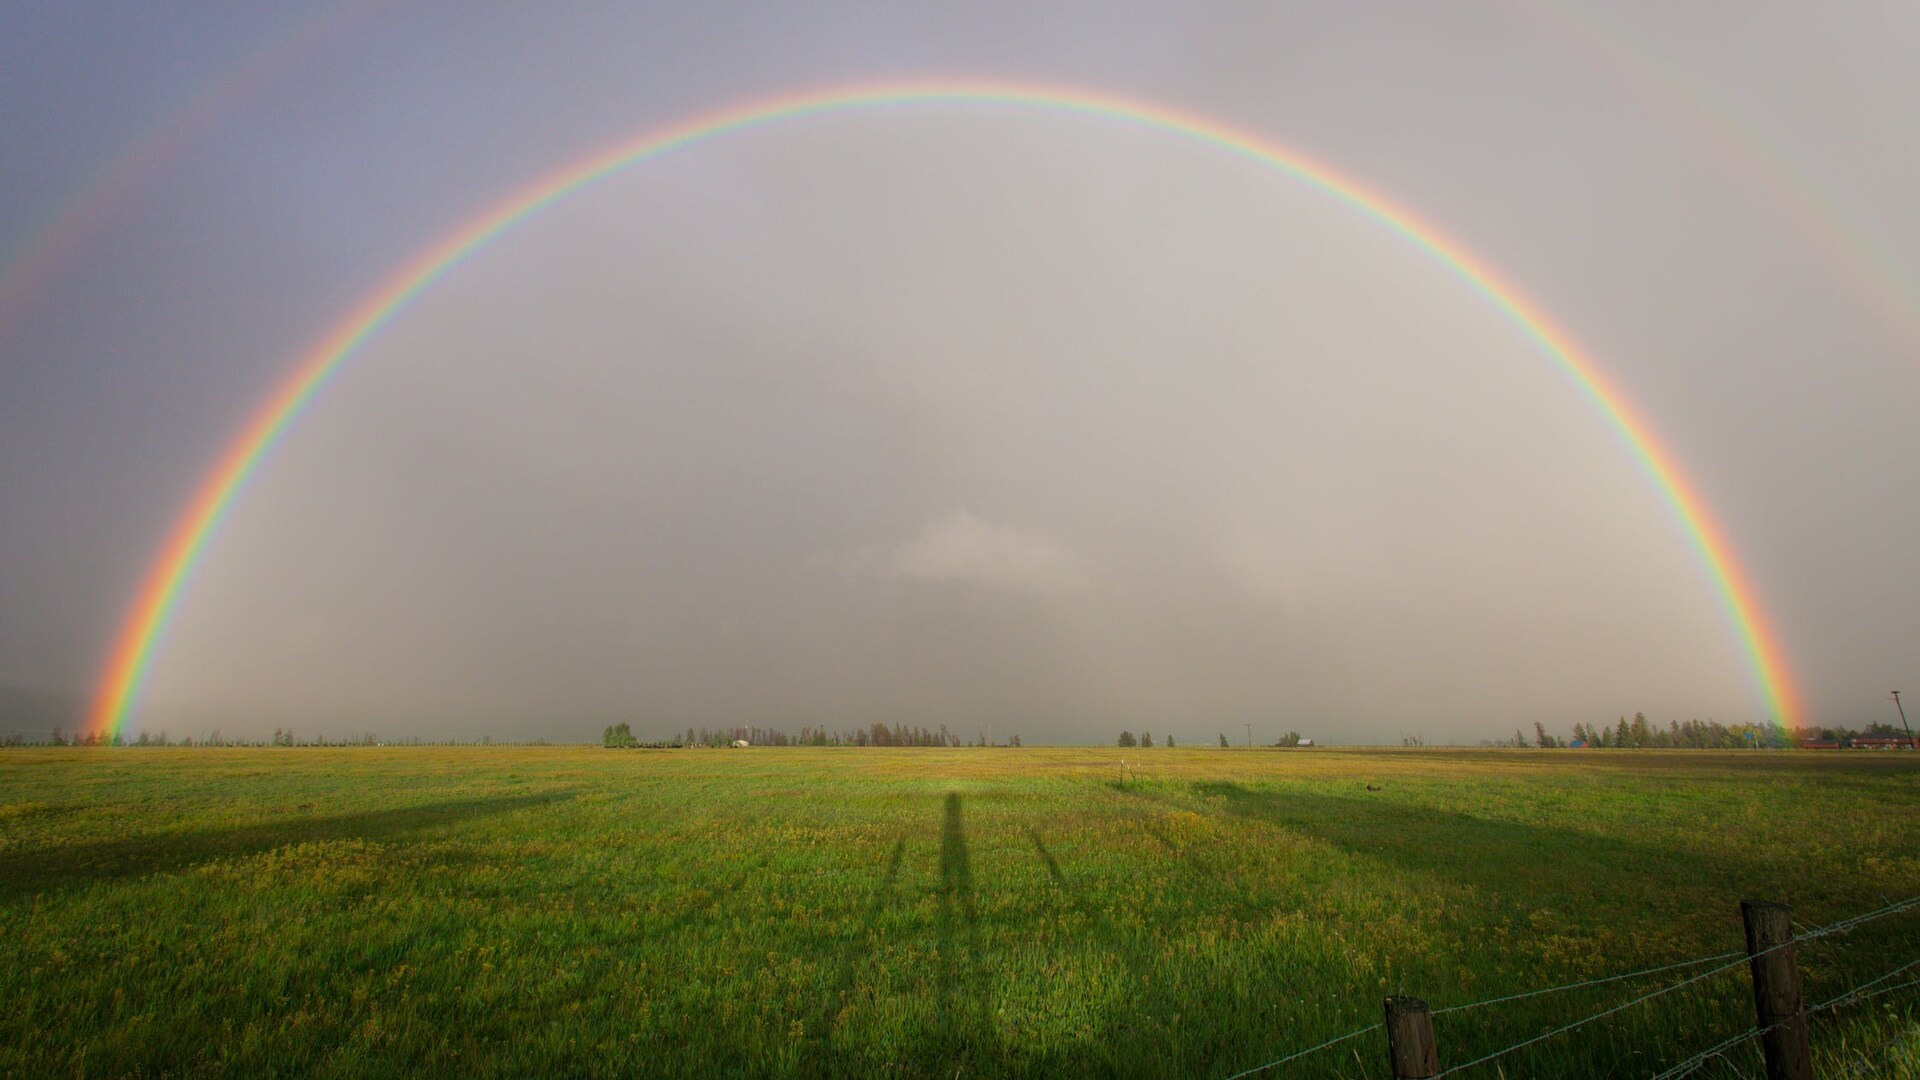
[3,746,1917,1078]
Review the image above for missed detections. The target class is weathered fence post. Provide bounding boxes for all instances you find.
[1383,995,1438,1079]
[1741,899,1812,1080]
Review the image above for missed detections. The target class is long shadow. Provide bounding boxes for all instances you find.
[0,791,571,901]
[791,833,909,1075]
[934,792,986,1059]
[940,791,976,922]
[815,835,905,980]
[873,836,906,912]
[1028,827,1068,891]
[798,800,999,1076]
[1192,780,1784,923]
[1025,821,1250,1077]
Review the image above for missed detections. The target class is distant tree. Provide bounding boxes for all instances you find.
[1165,734,1175,748]
[1140,731,1153,748]
[1401,733,1424,747]
[1218,733,1229,748]
[603,722,638,748]
[1117,731,1137,748]
[1277,731,1302,748]
[1533,722,1552,748]
[1009,734,1021,747]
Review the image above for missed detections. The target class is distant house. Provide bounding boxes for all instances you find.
[1853,736,1914,750]
[1800,739,1844,750]
[1297,738,1315,747]
[732,739,750,749]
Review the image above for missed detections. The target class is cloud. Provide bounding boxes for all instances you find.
[854,511,1091,594]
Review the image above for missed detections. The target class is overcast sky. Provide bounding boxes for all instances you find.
[3,2,1917,743]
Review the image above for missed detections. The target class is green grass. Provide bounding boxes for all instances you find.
[2,746,1916,1077]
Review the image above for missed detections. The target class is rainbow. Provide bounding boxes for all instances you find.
[86,79,1803,737]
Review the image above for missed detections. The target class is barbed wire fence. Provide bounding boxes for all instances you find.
[1220,893,1920,1079]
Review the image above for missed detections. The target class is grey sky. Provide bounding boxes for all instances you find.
[2,2,1917,743]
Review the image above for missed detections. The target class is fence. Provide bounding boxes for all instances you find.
[1223,893,1920,1079]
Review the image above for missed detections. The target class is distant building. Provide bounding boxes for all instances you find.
[1853,736,1914,750]
[1799,739,1844,750]
[731,739,750,749]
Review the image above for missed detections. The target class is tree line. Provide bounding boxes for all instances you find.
[604,722,1022,749]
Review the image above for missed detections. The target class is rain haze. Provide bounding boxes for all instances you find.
[3,2,1918,745]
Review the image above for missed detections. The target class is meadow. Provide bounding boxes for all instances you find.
[2,746,1917,1078]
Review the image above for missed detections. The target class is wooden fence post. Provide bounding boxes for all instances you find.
[1741,899,1812,1080]
[1384,995,1438,1079]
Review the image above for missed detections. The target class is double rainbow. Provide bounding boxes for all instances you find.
[86,80,1802,737]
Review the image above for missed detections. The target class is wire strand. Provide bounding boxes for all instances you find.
[1217,1022,1380,1080]
[1648,946,1920,1080]
[1801,894,1920,941]
[1434,952,1745,1016]
[1814,965,1920,1012]
[1647,1025,1762,1080]
[1216,893,1920,1080]
[1458,893,1920,1076]
[1436,953,1756,1076]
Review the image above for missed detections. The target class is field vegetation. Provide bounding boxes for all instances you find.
[3,746,1917,1077]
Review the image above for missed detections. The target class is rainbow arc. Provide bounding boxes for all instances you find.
[87,80,1802,736]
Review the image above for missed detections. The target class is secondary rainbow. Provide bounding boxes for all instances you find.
[86,79,1804,737]
[1518,0,1920,363]
[0,1,379,345]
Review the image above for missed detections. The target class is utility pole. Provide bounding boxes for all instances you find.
[1246,722,1253,749]
[1896,691,1913,749]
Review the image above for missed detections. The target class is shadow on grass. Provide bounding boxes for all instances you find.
[873,835,907,915]
[1028,828,1068,891]
[0,791,572,901]
[940,791,977,923]
[1191,780,1778,918]
[934,792,992,1061]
